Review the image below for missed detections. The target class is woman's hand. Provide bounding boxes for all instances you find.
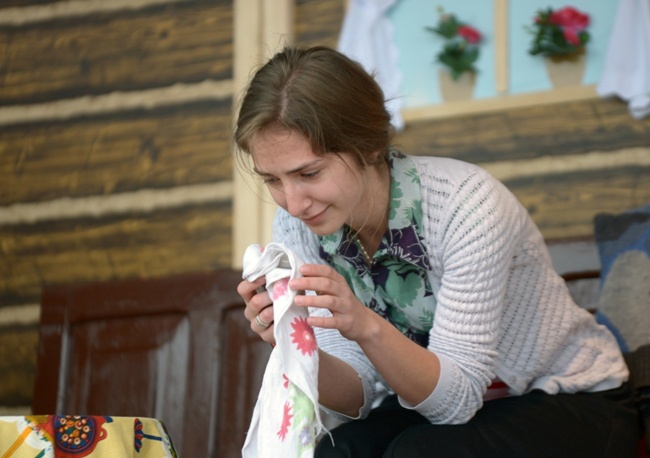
[290,264,380,343]
[238,277,275,345]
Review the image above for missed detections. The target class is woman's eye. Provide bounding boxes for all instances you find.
[262,177,279,185]
[302,170,320,179]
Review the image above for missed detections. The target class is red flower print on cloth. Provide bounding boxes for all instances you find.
[241,243,325,457]
[277,402,293,441]
[290,317,317,356]
[272,277,290,301]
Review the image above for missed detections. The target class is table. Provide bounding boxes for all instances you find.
[0,415,177,457]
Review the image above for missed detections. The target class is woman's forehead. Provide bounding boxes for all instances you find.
[251,129,321,172]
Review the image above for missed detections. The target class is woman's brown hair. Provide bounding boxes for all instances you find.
[234,46,393,168]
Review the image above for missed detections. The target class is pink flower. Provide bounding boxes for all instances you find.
[561,28,580,46]
[271,277,289,301]
[458,25,481,44]
[549,6,590,46]
[290,316,317,356]
[549,7,590,30]
[277,402,293,441]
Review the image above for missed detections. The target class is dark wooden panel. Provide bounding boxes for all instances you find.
[505,166,650,240]
[0,0,61,7]
[217,303,272,457]
[395,98,650,163]
[0,100,233,206]
[296,0,344,49]
[0,0,232,105]
[68,314,189,438]
[0,324,38,406]
[0,201,232,307]
[34,269,269,457]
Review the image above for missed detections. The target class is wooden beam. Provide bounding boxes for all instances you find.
[506,166,650,240]
[0,101,233,206]
[0,202,233,306]
[0,325,38,407]
[295,0,344,49]
[0,1,232,105]
[493,0,508,95]
[0,0,197,26]
[402,86,598,123]
[395,97,650,163]
[232,0,295,268]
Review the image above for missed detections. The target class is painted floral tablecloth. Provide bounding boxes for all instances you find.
[0,415,177,458]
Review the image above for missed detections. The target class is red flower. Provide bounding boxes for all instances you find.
[290,316,317,356]
[549,7,590,30]
[282,373,289,389]
[549,6,590,46]
[458,25,481,44]
[277,402,293,441]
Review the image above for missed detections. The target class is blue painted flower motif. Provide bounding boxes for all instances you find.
[134,418,165,453]
[53,415,112,456]
[134,418,144,451]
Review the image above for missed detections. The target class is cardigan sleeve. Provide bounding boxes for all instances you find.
[402,159,526,424]
[272,208,390,420]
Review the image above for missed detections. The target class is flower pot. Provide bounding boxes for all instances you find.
[439,70,476,102]
[544,47,586,88]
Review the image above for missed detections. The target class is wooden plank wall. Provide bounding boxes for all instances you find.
[395,98,650,239]
[1,0,648,414]
[0,0,236,412]
[0,0,344,415]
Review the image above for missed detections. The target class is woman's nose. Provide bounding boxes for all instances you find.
[284,184,310,217]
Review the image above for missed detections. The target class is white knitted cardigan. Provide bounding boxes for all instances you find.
[271,154,628,425]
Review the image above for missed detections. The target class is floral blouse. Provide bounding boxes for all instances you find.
[318,151,436,347]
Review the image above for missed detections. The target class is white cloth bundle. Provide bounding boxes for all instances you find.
[241,243,325,458]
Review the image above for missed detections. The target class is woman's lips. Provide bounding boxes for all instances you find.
[302,208,327,226]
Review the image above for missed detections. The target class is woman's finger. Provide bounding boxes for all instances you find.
[241,281,273,321]
[255,305,274,327]
[237,277,266,301]
[290,265,343,295]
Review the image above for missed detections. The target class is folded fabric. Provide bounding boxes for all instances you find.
[242,243,325,458]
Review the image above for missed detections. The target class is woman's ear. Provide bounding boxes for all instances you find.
[368,150,386,166]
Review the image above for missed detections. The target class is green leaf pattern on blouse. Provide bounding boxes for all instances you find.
[318,151,436,347]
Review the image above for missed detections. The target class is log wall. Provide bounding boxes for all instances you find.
[1,0,648,415]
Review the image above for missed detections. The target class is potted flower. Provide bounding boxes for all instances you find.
[526,6,591,87]
[527,6,590,59]
[426,9,482,81]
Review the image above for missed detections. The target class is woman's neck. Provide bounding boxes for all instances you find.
[349,162,390,257]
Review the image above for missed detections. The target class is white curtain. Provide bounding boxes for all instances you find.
[338,0,404,130]
[597,0,650,120]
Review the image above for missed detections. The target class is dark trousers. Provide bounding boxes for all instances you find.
[315,383,639,458]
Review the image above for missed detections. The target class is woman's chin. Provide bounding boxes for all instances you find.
[303,220,342,237]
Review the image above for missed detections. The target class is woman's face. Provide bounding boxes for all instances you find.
[250,128,371,236]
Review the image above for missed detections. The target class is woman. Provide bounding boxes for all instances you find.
[235,46,638,457]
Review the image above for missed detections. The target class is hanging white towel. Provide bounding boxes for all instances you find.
[242,243,325,458]
[596,0,650,120]
[338,0,404,130]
